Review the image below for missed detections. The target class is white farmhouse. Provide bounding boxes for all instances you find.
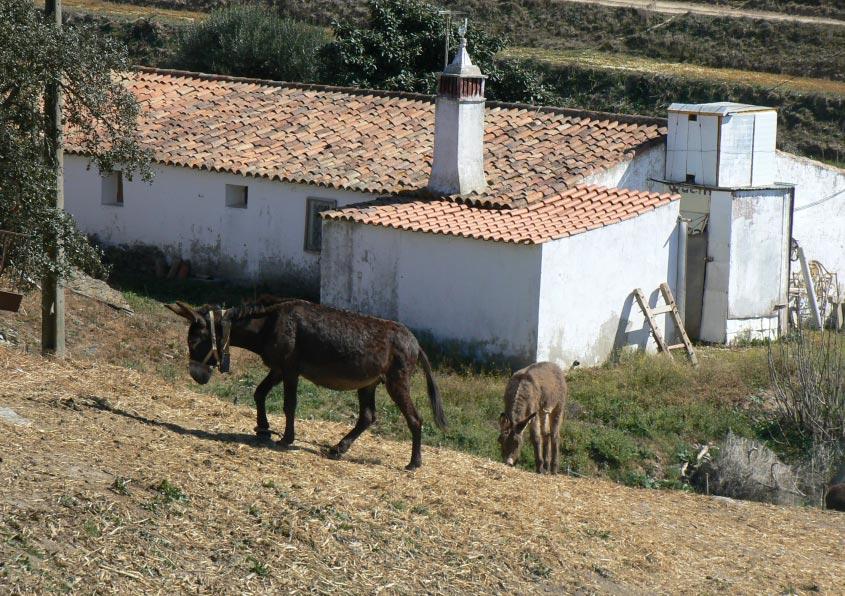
[62,41,845,367]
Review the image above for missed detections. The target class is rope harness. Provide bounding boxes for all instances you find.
[191,309,232,373]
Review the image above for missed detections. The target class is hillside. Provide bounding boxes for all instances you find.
[49,0,845,80]
[2,344,844,593]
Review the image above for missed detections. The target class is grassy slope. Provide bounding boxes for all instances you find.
[506,47,845,97]
[0,279,772,489]
[2,344,844,593]
[51,0,845,80]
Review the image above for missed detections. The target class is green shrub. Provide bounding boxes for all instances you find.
[172,4,330,82]
[319,0,556,102]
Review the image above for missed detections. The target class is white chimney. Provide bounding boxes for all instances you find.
[428,33,487,196]
[666,102,777,187]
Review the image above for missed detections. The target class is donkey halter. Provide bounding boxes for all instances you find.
[193,308,232,369]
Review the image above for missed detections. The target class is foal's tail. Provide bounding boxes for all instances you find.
[418,348,448,431]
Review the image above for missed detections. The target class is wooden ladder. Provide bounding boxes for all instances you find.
[633,282,699,367]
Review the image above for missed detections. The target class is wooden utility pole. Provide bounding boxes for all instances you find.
[42,0,65,357]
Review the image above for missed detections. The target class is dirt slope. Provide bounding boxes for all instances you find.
[1,346,843,594]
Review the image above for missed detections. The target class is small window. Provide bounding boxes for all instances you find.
[101,171,123,206]
[686,174,697,184]
[688,114,698,122]
[304,198,337,252]
[226,184,248,208]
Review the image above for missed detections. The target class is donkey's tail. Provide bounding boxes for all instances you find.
[418,348,447,431]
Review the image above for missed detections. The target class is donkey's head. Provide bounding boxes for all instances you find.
[498,412,536,466]
[166,301,231,385]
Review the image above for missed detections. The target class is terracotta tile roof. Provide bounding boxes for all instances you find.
[323,185,681,244]
[68,68,667,209]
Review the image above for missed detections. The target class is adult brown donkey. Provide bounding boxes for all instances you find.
[167,298,447,470]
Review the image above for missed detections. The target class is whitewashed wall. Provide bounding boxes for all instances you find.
[726,188,791,341]
[698,187,790,343]
[536,202,681,367]
[699,190,732,343]
[776,152,845,283]
[321,221,542,365]
[578,143,665,192]
[64,156,371,290]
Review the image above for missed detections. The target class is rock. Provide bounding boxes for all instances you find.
[0,407,32,427]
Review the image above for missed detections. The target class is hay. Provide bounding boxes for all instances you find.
[1,345,844,594]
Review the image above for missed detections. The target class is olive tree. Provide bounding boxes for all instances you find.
[319,0,558,104]
[0,0,150,283]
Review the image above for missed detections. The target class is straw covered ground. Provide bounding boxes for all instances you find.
[1,345,844,594]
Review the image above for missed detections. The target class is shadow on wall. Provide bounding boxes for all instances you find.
[609,287,661,362]
[413,329,532,374]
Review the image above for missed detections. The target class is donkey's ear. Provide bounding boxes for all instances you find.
[167,302,200,323]
[513,412,537,435]
[165,303,187,317]
[499,413,510,430]
[175,301,202,320]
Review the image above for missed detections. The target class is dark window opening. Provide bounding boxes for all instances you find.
[305,198,338,252]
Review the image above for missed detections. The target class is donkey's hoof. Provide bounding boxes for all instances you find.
[255,428,273,440]
[321,445,343,460]
[276,440,297,451]
[405,461,421,471]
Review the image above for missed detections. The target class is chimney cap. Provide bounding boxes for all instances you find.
[443,24,483,77]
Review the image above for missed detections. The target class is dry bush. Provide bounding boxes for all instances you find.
[793,441,845,507]
[768,327,845,502]
[693,432,802,506]
[769,329,845,446]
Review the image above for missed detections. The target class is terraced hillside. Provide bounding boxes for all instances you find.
[2,345,844,592]
[52,0,845,80]
[689,0,845,19]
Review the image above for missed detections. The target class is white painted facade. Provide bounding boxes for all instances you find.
[776,152,845,284]
[694,187,791,343]
[428,96,487,195]
[63,155,372,291]
[535,203,681,366]
[428,41,488,196]
[649,103,794,343]
[666,103,777,187]
[578,143,666,192]
[321,221,542,364]
[321,201,681,367]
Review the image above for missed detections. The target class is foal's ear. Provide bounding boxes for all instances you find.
[513,412,537,435]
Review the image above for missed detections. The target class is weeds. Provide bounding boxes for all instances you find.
[109,477,131,496]
[155,479,188,503]
[144,479,189,512]
[245,555,269,577]
[521,551,552,580]
[82,520,101,538]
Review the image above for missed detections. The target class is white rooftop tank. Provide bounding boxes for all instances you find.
[666,102,777,188]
